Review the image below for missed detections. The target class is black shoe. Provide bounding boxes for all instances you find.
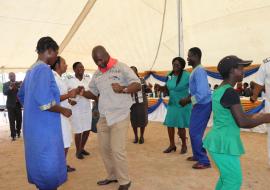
[17,133,20,138]
[139,137,144,144]
[192,162,211,169]
[163,146,177,153]
[186,156,198,162]
[67,165,76,172]
[118,182,131,190]
[180,145,187,154]
[11,137,16,141]
[133,138,138,144]
[76,152,84,159]
[97,179,118,186]
[81,149,90,156]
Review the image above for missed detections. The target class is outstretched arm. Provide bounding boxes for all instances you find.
[82,90,98,101]
[230,104,270,128]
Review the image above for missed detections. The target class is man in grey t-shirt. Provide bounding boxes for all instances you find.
[83,46,141,190]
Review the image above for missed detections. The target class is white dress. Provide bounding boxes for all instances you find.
[53,71,72,148]
[65,74,92,134]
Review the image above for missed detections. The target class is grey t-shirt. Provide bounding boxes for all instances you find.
[89,61,140,126]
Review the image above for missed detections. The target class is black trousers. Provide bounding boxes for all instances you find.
[7,103,22,138]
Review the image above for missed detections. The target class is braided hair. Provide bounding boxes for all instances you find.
[167,57,186,86]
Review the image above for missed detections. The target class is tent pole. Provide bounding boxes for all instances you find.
[59,0,97,54]
[177,0,184,57]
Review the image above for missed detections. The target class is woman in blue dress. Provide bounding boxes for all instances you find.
[18,37,72,190]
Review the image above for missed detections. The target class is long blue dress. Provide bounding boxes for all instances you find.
[18,61,67,189]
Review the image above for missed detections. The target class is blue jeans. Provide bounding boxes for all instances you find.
[189,101,212,165]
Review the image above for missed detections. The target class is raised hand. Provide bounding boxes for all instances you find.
[148,83,153,89]
[154,84,161,91]
[9,82,17,90]
[76,86,85,96]
[250,95,257,103]
[68,89,77,98]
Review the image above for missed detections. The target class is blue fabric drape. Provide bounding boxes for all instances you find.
[144,67,260,81]
[246,100,265,114]
[206,67,259,80]
[144,73,167,82]
[148,98,163,114]
[147,98,167,114]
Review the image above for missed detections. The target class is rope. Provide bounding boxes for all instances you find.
[149,0,167,71]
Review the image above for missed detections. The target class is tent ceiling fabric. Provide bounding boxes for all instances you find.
[61,0,179,72]
[0,0,88,71]
[183,0,270,69]
[1,0,270,72]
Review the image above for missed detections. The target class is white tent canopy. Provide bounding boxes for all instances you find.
[1,0,270,72]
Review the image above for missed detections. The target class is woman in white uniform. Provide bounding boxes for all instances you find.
[66,62,93,159]
[51,56,79,172]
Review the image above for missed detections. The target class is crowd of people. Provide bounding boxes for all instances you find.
[3,36,270,190]
[212,81,264,98]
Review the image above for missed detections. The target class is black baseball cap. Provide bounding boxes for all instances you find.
[217,55,252,79]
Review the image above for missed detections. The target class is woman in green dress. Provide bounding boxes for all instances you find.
[203,55,270,190]
[155,57,191,154]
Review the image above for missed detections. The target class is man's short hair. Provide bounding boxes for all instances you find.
[73,62,82,70]
[189,47,202,59]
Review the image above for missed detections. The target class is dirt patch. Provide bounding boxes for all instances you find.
[0,122,269,190]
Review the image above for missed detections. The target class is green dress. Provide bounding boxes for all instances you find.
[203,84,245,155]
[164,71,191,128]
